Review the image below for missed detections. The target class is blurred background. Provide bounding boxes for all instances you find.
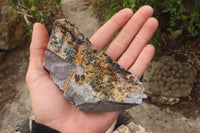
[0,0,199,132]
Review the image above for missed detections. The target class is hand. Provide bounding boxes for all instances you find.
[26,5,158,133]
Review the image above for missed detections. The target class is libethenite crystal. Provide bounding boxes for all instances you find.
[43,19,146,112]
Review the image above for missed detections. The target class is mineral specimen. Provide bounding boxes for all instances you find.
[43,19,146,112]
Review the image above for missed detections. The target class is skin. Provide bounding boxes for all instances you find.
[26,5,158,133]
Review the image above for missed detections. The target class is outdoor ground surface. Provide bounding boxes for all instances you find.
[0,0,200,133]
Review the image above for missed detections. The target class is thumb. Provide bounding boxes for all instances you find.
[26,23,49,85]
[29,23,49,71]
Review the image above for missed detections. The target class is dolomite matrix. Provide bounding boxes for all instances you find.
[43,19,146,112]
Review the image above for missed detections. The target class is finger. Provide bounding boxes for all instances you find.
[106,5,153,60]
[129,45,155,78]
[26,23,49,87]
[29,23,49,71]
[90,8,133,50]
[118,17,158,69]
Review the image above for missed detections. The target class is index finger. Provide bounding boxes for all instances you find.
[90,8,133,50]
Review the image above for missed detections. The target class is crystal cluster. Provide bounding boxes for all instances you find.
[43,19,146,112]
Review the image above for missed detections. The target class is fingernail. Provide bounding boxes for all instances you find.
[33,23,37,29]
[33,23,40,30]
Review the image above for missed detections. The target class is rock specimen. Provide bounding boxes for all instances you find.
[0,5,27,50]
[43,19,146,112]
[142,56,197,105]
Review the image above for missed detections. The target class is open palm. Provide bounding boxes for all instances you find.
[26,6,158,133]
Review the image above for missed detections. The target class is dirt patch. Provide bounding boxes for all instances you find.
[62,0,102,38]
[0,46,32,133]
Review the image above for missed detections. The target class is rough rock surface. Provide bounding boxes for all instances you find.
[143,56,196,98]
[126,102,200,133]
[0,5,27,50]
[113,122,151,133]
[0,52,5,63]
